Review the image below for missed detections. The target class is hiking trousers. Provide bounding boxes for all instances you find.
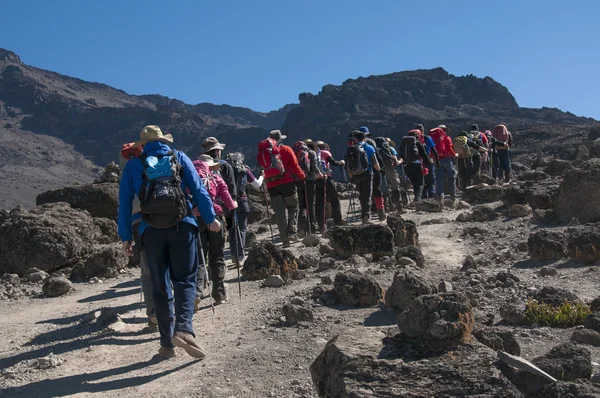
[435,157,456,199]
[143,223,198,348]
[423,164,436,199]
[133,223,154,319]
[352,171,373,219]
[197,216,227,301]
[472,155,482,176]
[404,163,424,202]
[229,201,250,263]
[316,177,343,230]
[298,181,317,236]
[457,157,474,192]
[268,182,299,241]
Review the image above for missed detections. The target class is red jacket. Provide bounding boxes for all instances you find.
[266,144,306,189]
[429,128,456,159]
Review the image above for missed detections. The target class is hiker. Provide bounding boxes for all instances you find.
[119,142,157,333]
[345,129,380,223]
[363,127,387,221]
[257,130,305,247]
[225,152,263,264]
[400,129,432,203]
[316,140,346,226]
[119,125,220,360]
[193,155,237,306]
[454,131,488,190]
[293,140,322,237]
[374,136,403,212]
[429,125,457,203]
[476,126,491,172]
[415,124,440,199]
[491,124,513,183]
[468,124,486,176]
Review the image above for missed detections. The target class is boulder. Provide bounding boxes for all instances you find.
[539,266,558,277]
[36,183,119,219]
[456,211,474,222]
[462,255,478,271]
[532,286,579,306]
[472,172,497,186]
[345,254,368,268]
[318,257,337,270]
[42,276,73,297]
[282,304,314,325]
[438,280,453,292]
[571,329,600,347]
[2,273,20,285]
[533,342,592,382]
[541,381,600,398]
[556,159,600,224]
[520,170,550,181]
[333,272,384,307]
[502,185,528,206]
[472,205,500,222]
[386,214,418,247]
[0,203,98,275]
[526,183,559,210]
[242,242,299,281]
[528,229,568,261]
[301,234,320,247]
[545,158,576,177]
[473,185,504,203]
[247,202,269,225]
[500,303,528,325]
[262,275,285,287]
[329,224,395,257]
[25,270,49,283]
[298,253,320,270]
[93,218,119,243]
[533,209,558,224]
[396,256,417,267]
[415,199,442,212]
[385,269,437,312]
[311,286,337,303]
[311,329,522,398]
[566,225,600,263]
[591,297,600,313]
[508,204,532,218]
[244,231,257,248]
[473,327,521,355]
[583,313,600,333]
[318,244,334,256]
[397,292,474,343]
[395,245,425,268]
[70,244,128,280]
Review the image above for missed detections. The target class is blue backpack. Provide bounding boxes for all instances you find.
[138,150,188,229]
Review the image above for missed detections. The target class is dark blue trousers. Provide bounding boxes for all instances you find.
[143,222,198,348]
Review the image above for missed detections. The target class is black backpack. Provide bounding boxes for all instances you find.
[401,136,419,163]
[138,150,188,229]
[374,136,396,169]
[226,152,248,200]
[345,143,369,175]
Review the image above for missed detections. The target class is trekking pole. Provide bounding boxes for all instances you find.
[322,176,328,233]
[262,184,275,242]
[342,166,356,222]
[198,237,214,314]
[303,181,310,236]
[233,211,243,301]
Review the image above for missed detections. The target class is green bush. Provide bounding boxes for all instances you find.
[525,299,591,328]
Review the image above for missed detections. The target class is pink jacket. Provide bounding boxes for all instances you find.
[192,160,236,217]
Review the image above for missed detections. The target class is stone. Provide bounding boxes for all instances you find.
[533,342,592,382]
[329,224,395,257]
[591,297,600,313]
[533,209,558,224]
[334,272,384,307]
[345,254,367,268]
[566,225,600,263]
[290,297,305,305]
[320,276,332,285]
[502,185,528,206]
[456,211,474,222]
[318,244,334,256]
[396,256,417,267]
[415,199,442,212]
[95,308,120,327]
[472,172,497,186]
[312,286,337,303]
[290,270,307,280]
[520,170,550,181]
[471,205,500,222]
[532,286,579,306]
[36,183,119,219]
[545,158,576,177]
[473,185,504,203]
[0,203,99,275]
[397,292,475,343]
[462,255,478,271]
[500,303,528,325]
[584,313,600,333]
[386,214,419,247]
[70,244,127,280]
[301,234,320,247]
[571,329,600,347]
[25,270,49,283]
[42,276,73,297]
[496,272,520,287]
[248,202,269,225]
[528,229,568,261]
[262,275,285,287]
[93,218,118,243]
[541,381,600,398]
[36,353,62,369]
[318,257,336,271]
[539,266,558,277]
[283,304,314,325]
[244,231,257,248]
[107,320,127,332]
[438,280,453,292]
[395,246,425,268]
[1,273,20,285]
[242,242,299,281]
[508,204,532,218]
[473,327,521,355]
[456,200,471,210]
[385,269,437,312]
[310,328,522,398]
[556,159,600,224]
[298,253,320,270]
[526,183,559,210]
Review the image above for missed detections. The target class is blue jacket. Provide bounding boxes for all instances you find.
[359,142,377,170]
[424,135,436,155]
[118,141,216,241]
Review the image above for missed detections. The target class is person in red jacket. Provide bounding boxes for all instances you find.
[265,130,306,247]
[429,125,458,204]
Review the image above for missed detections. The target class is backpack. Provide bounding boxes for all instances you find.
[400,136,419,163]
[293,142,312,175]
[138,150,188,229]
[226,152,248,200]
[374,137,395,168]
[429,128,450,158]
[257,138,285,182]
[193,160,218,200]
[453,136,472,158]
[345,143,369,175]
[121,142,143,160]
[492,125,509,145]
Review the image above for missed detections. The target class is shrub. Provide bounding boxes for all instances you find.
[525,299,591,328]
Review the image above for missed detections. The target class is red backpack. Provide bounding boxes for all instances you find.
[121,142,143,160]
[429,128,450,158]
[492,124,509,143]
[257,138,285,181]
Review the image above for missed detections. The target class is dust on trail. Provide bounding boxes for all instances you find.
[0,200,468,398]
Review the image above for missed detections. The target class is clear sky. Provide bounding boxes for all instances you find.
[1,0,598,118]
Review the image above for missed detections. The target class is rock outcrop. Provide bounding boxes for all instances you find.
[556,159,600,224]
[329,224,395,257]
[36,183,119,220]
[242,242,299,281]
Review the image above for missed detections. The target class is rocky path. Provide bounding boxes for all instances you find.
[5,199,581,398]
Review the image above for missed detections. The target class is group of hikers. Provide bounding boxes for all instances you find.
[117,122,513,359]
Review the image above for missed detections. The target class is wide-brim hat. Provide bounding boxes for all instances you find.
[269,130,287,142]
[316,140,330,151]
[202,136,226,153]
[135,125,173,146]
[198,154,219,167]
[304,139,318,150]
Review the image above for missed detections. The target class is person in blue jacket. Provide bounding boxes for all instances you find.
[118,125,220,360]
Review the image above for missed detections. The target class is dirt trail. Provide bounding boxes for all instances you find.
[0,202,468,398]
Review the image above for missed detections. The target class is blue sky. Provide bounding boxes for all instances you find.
[1,0,598,118]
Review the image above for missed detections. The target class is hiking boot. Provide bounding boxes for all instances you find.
[171,332,206,359]
[194,296,201,313]
[378,209,387,222]
[282,239,291,248]
[361,216,372,225]
[214,293,228,305]
[147,316,159,333]
[158,346,177,359]
[288,234,300,243]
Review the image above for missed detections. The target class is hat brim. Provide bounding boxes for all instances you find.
[135,133,174,147]
[317,142,330,151]
[203,143,226,153]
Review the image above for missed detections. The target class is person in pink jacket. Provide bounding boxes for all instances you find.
[193,154,237,306]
